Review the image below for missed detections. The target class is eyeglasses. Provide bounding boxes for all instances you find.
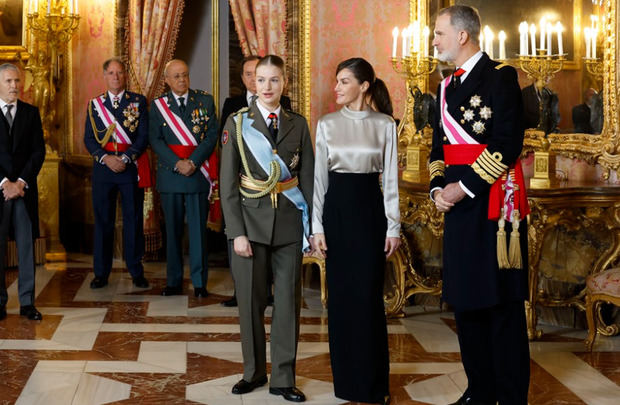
[170,72,189,80]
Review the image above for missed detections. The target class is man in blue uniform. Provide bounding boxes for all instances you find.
[430,6,530,405]
[84,58,150,290]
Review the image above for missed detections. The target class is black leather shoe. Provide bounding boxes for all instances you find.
[90,276,108,289]
[194,287,209,297]
[269,386,306,402]
[231,376,268,394]
[20,305,42,321]
[0,305,6,320]
[160,286,183,296]
[267,295,274,306]
[221,296,238,307]
[132,276,149,288]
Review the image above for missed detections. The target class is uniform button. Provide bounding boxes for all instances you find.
[460,119,465,124]
[443,136,447,141]
[446,164,450,168]
[460,106,465,111]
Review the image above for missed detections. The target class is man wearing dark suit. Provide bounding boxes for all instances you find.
[430,6,530,405]
[572,88,597,134]
[150,59,218,297]
[0,63,45,321]
[83,58,150,290]
[521,83,560,133]
[220,55,291,307]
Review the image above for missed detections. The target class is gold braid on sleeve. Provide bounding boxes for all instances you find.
[429,160,445,181]
[471,149,507,184]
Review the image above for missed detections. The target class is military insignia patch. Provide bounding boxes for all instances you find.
[479,106,492,120]
[463,109,475,121]
[222,130,229,145]
[192,125,200,134]
[289,150,300,170]
[469,95,482,107]
[472,121,485,134]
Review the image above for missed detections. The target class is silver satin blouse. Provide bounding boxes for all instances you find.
[312,106,401,238]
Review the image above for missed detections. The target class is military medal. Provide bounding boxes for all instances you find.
[289,149,300,170]
[222,130,229,145]
[192,125,200,134]
[463,109,475,121]
[469,95,482,107]
[479,106,492,120]
[472,120,485,134]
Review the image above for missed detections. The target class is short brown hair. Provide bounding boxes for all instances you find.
[256,55,286,79]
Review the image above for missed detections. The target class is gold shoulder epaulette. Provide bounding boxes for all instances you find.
[495,63,510,70]
[234,106,250,116]
[199,89,210,96]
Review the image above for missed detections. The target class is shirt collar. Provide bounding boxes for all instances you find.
[171,91,189,105]
[246,90,255,106]
[256,99,281,124]
[458,50,484,83]
[108,90,125,102]
[0,98,16,112]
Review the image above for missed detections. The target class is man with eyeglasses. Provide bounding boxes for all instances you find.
[149,59,218,297]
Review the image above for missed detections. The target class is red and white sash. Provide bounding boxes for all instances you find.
[153,97,211,184]
[92,95,132,145]
[439,76,516,222]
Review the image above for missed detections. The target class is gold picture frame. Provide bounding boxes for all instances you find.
[0,0,30,60]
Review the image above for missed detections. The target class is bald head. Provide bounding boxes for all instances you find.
[164,59,190,96]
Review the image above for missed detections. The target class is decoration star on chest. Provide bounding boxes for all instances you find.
[469,95,482,108]
[472,120,486,134]
[479,106,492,120]
[463,109,475,121]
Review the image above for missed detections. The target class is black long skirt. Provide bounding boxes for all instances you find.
[323,171,389,403]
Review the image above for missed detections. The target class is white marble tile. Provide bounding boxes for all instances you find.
[6,264,56,310]
[84,360,179,374]
[16,361,85,405]
[146,296,189,317]
[31,360,87,373]
[188,304,240,317]
[137,341,187,373]
[390,362,463,375]
[400,313,460,353]
[531,351,620,405]
[447,369,468,392]
[186,374,345,405]
[51,309,107,350]
[187,341,330,363]
[72,373,131,405]
[1,339,80,351]
[404,373,463,404]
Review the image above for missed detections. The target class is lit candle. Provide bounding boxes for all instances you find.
[591,14,597,31]
[479,33,484,50]
[518,22,526,55]
[392,27,399,58]
[34,0,39,13]
[530,24,537,56]
[423,26,430,57]
[584,27,591,59]
[75,0,78,14]
[69,0,73,14]
[498,31,506,60]
[539,16,546,50]
[401,27,408,58]
[592,27,597,59]
[487,29,495,59]
[47,0,50,14]
[556,22,563,55]
[546,23,553,55]
[433,45,438,59]
[483,25,491,55]
[413,21,420,54]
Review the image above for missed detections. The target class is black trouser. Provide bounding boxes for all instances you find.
[454,300,530,405]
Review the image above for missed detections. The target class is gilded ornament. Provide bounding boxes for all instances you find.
[479,106,492,120]
[469,95,482,107]
[192,125,200,134]
[472,120,485,134]
[463,109,475,121]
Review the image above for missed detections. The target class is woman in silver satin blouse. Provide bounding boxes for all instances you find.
[311,58,400,405]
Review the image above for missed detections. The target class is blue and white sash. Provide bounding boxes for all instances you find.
[236,113,310,251]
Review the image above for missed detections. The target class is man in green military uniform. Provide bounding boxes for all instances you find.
[149,59,218,297]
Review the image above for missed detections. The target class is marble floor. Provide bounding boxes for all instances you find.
[1,254,620,405]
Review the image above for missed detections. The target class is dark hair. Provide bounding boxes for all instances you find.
[102,57,125,72]
[241,55,260,71]
[256,54,286,79]
[438,5,481,41]
[336,57,393,117]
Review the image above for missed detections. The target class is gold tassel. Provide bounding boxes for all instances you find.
[508,210,522,269]
[497,209,511,269]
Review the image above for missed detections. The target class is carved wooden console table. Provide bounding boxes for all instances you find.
[395,179,620,339]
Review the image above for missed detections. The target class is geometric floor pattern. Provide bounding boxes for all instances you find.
[1,254,620,404]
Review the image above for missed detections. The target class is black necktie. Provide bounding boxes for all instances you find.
[452,68,466,88]
[5,104,13,129]
[178,96,186,113]
[268,112,278,141]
